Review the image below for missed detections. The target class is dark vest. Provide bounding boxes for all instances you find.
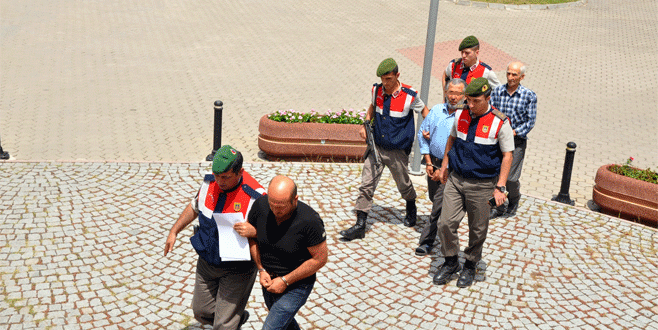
[190,171,264,267]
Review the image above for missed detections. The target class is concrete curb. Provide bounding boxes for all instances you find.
[450,0,587,10]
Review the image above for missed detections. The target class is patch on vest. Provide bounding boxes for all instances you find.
[482,125,489,134]
[233,202,241,212]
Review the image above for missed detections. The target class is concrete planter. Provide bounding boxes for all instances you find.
[258,115,366,161]
[593,164,658,227]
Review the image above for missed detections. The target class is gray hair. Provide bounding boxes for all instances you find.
[446,78,467,92]
[507,62,527,75]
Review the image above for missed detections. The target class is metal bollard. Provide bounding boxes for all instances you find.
[552,141,577,205]
[206,100,223,161]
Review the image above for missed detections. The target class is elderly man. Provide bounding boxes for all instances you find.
[489,61,537,218]
[442,35,500,92]
[415,78,467,256]
[248,175,328,330]
[434,78,514,288]
[340,58,429,241]
[164,145,265,330]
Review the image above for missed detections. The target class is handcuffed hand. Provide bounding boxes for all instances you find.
[266,277,287,294]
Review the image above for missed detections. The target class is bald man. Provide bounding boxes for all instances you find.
[489,62,537,218]
[248,176,328,330]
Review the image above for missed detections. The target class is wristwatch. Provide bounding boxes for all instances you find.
[495,186,507,194]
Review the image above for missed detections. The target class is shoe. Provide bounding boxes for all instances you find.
[433,260,461,285]
[238,310,249,329]
[0,151,9,160]
[403,200,417,227]
[456,267,476,288]
[503,203,518,217]
[340,211,367,241]
[489,207,504,219]
[415,243,432,256]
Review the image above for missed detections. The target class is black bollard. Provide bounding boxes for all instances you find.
[552,141,577,206]
[206,100,223,161]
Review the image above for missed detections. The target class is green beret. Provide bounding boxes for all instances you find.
[464,78,490,96]
[212,145,239,174]
[376,58,397,77]
[459,35,479,51]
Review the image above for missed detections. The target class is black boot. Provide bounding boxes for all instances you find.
[0,145,8,160]
[403,199,417,227]
[340,211,367,241]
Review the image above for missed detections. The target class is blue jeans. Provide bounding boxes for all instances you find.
[261,281,314,330]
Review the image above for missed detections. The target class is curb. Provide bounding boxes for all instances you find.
[452,0,587,10]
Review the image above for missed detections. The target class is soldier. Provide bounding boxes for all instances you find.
[164,145,265,329]
[340,58,429,241]
[442,35,500,92]
[433,78,514,288]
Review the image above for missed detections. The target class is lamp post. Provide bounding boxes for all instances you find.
[410,0,440,175]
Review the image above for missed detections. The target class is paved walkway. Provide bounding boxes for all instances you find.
[1,0,657,208]
[1,161,657,329]
[1,0,658,329]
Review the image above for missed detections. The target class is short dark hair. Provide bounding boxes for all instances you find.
[227,151,243,174]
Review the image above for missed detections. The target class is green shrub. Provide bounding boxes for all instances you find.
[609,157,658,184]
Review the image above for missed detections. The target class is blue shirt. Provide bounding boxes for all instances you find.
[490,84,537,138]
[418,103,455,158]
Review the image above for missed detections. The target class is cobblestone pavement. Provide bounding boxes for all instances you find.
[1,0,658,209]
[1,161,657,329]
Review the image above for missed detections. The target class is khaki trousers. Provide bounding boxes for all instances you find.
[355,147,417,213]
[192,258,257,330]
[438,171,496,263]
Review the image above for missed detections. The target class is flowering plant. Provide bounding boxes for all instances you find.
[609,157,657,184]
[267,109,366,125]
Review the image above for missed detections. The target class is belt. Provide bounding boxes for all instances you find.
[430,155,443,167]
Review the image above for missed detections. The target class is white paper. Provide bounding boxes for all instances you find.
[212,213,251,261]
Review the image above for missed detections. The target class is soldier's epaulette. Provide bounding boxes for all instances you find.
[242,184,263,200]
[204,174,215,182]
[453,58,461,65]
[492,109,507,121]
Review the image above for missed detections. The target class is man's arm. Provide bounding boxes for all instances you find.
[516,92,537,137]
[488,70,501,88]
[250,238,273,289]
[417,112,432,152]
[421,105,429,119]
[493,121,515,206]
[360,103,376,140]
[164,204,197,256]
[266,241,328,294]
[438,135,455,184]
[494,151,513,206]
